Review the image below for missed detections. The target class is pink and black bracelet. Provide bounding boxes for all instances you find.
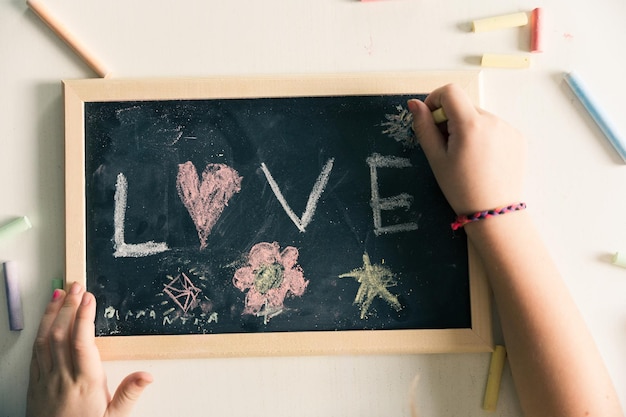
[451,202,527,231]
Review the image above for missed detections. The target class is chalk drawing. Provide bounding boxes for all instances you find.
[104,306,119,320]
[163,272,202,314]
[366,153,418,235]
[233,241,308,323]
[113,173,169,258]
[381,105,416,147]
[208,312,218,323]
[339,253,402,319]
[260,158,334,233]
[100,296,222,333]
[176,162,243,250]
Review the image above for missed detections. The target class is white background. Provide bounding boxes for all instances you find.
[1,0,625,416]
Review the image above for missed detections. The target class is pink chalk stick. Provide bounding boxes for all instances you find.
[530,8,544,53]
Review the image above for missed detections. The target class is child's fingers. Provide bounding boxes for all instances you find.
[423,84,479,127]
[32,289,66,376]
[107,372,154,417]
[408,99,445,161]
[48,282,84,375]
[72,292,102,380]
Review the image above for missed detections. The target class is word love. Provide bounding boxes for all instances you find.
[113,154,418,258]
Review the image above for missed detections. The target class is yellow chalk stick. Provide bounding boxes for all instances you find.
[483,345,507,411]
[431,108,448,124]
[472,12,529,33]
[481,54,530,69]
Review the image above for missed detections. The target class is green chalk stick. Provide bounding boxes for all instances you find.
[0,216,32,243]
[52,278,64,292]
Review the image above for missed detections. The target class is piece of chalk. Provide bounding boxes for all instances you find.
[483,345,507,411]
[3,261,24,331]
[52,278,64,292]
[472,12,529,33]
[26,0,110,78]
[432,108,448,124]
[481,53,530,69]
[0,216,32,244]
[563,72,626,163]
[612,252,626,268]
[530,8,544,53]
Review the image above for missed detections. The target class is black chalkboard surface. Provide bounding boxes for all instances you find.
[65,73,491,359]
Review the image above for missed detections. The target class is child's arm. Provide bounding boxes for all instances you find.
[409,85,624,417]
[26,282,152,417]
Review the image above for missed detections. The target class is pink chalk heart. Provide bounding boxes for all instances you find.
[176,162,243,249]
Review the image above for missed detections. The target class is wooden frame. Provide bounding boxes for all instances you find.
[64,71,492,360]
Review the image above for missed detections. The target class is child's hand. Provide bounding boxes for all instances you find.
[26,282,152,417]
[408,84,527,215]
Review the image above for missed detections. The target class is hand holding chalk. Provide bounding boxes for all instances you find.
[26,283,152,417]
[431,107,447,124]
[408,84,526,216]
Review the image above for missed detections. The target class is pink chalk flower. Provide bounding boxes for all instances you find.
[233,242,308,321]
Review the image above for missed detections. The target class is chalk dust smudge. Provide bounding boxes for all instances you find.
[381,105,416,147]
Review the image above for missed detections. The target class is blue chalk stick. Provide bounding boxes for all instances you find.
[564,72,626,163]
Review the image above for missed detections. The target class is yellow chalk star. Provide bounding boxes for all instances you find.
[339,253,402,319]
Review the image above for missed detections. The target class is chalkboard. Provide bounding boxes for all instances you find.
[64,73,491,359]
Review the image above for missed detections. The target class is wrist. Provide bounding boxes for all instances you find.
[463,208,532,242]
[451,202,527,231]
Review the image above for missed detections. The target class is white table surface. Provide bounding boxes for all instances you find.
[1,0,625,416]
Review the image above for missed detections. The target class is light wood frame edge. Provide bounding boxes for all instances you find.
[63,71,492,360]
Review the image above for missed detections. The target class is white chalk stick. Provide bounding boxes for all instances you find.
[481,54,530,69]
[472,12,529,33]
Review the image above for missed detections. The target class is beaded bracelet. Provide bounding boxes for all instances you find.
[451,202,527,231]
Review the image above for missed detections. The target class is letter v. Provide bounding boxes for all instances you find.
[260,158,334,233]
